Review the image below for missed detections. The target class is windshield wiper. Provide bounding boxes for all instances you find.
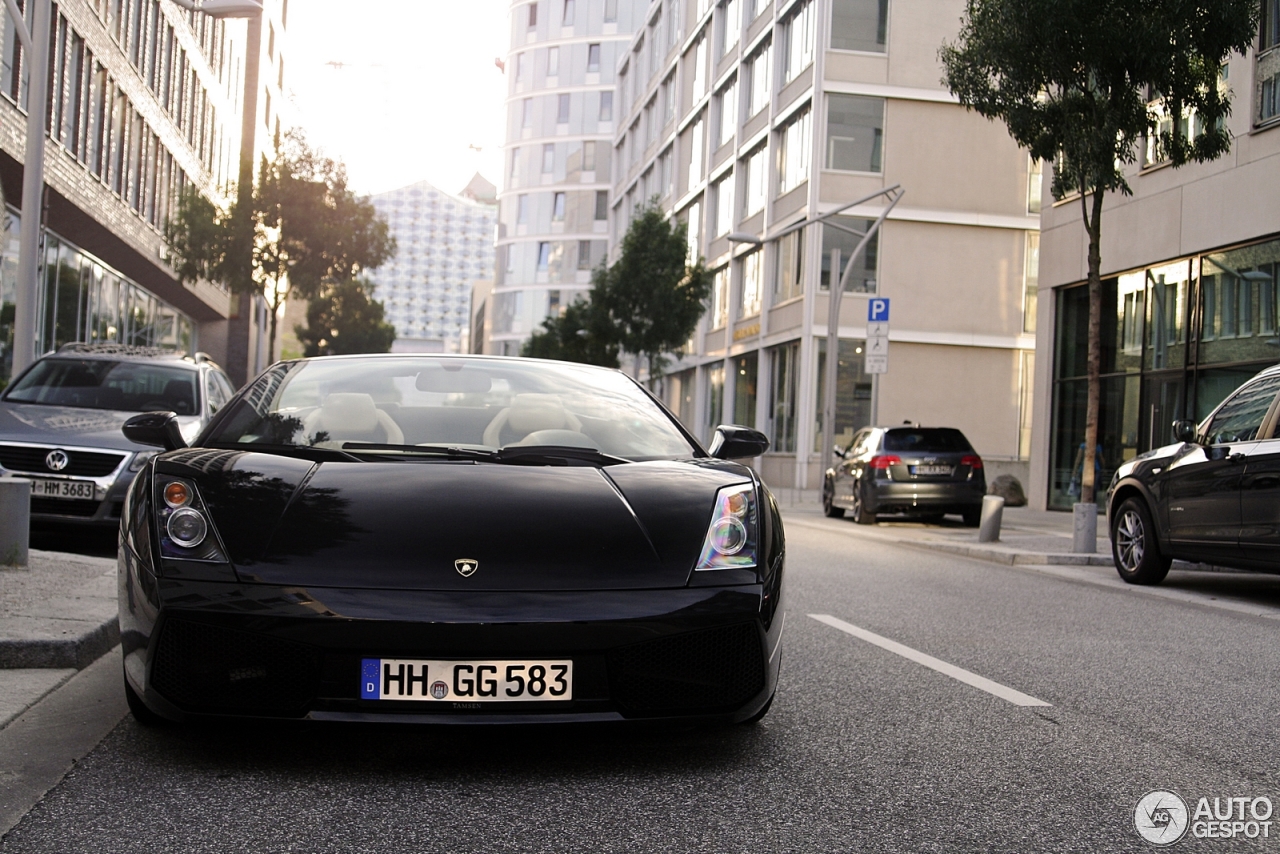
[340,442,494,461]
[206,442,363,463]
[492,445,631,466]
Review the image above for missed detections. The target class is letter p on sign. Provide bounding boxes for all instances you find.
[868,298,890,323]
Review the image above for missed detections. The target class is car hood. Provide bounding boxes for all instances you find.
[0,402,200,451]
[158,450,752,591]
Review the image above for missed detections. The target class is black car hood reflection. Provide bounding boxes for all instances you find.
[159,450,749,591]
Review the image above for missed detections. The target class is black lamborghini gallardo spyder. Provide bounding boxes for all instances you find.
[119,355,785,725]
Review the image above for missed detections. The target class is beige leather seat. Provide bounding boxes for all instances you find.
[482,393,583,447]
[303,393,404,446]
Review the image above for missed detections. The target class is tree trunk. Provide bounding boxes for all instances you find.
[1081,189,1105,505]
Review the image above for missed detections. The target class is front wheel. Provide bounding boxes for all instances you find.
[1111,497,1171,585]
[851,482,876,525]
[822,478,845,518]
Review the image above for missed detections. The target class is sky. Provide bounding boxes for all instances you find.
[284,0,509,199]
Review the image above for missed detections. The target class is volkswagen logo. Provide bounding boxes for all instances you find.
[454,559,478,577]
[44,450,69,472]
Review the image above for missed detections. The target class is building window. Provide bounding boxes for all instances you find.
[604,0,617,22]
[685,200,702,261]
[587,43,601,72]
[741,249,762,316]
[578,239,593,269]
[775,228,803,301]
[515,52,527,82]
[825,94,883,172]
[718,0,740,58]
[686,118,705,189]
[743,145,767,216]
[661,72,676,124]
[691,37,707,100]
[1258,0,1280,125]
[557,93,570,124]
[548,46,560,77]
[747,42,772,117]
[782,0,815,85]
[1023,231,1039,334]
[522,98,533,128]
[820,216,877,292]
[705,363,725,441]
[536,242,551,270]
[552,191,566,220]
[776,107,811,195]
[562,0,574,25]
[734,352,758,427]
[517,194,529,224]
[599,91,613,121]
[509,146,520,180]
[658,146,673,197]
[831,0,888,52]
[712,265,730,327]
[542,143,555,172]
[527,3,538,29]
[715,79,737,148]
[595,190,608,220]
[713,172,734,236]
[769,341,799,453]
[583,140,596,171]
[1027,156,1043,214]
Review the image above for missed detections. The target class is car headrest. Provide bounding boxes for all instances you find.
[507,393,573,434]
[319,393,379,433]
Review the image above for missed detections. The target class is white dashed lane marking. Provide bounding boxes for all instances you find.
[808,613,1051,708]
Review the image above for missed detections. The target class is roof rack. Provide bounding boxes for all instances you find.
[55,342,183,359]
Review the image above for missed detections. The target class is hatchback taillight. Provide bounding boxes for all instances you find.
[960,454,983,469]
[869,454,901,470]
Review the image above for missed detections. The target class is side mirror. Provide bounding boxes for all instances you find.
[123,411,188,451]
[833,444,847,459]
[1171,419,1198,444]
[709,424,770,460]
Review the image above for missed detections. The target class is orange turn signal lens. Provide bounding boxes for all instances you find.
[724,491,749,517]
[163,482,190,508]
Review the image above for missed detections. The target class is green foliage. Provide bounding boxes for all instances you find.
[163,131,396,363]
[940,0,1258,200]
[295,278,396,357]
[522,269,622,367]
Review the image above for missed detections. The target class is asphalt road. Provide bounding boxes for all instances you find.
[4,515,1280,852]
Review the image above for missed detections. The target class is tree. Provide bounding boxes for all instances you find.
[522,264,622,366]
[295,277,396,357]
[601,201,711,377]
[164,132,395,363]
[941,0,1258,505]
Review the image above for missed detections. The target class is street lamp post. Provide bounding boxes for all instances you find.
[2,0,260,378]
[728,185,903,487]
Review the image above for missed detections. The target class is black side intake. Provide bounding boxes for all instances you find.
[607,622,765,715]
[150,618,319,714]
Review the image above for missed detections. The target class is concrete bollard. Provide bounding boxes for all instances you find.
[977,494,1004,543]
[0,478,32,567]
[1072,502,1098,553]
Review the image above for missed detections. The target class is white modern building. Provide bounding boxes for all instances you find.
[611,0,1040,490]
[491,0,644,355]
[369,175,498,354]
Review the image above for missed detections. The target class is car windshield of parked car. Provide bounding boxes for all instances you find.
[882,428,973,453]
[207,357,697,461]
[3,358,200,414]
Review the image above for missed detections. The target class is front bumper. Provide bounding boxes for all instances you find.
[868,481,985,515]
[120,550,784,725]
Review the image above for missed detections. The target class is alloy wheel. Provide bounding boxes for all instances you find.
[1115,509,1146,572]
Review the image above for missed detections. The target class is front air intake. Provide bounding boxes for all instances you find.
[607,623,765,715]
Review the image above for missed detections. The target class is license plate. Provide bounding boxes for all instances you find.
[29,478,97,499]
[360,658,573,702]
[913,465,953,476]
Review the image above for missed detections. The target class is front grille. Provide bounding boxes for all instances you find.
[607,623,765,715]
[151,618,320,714]
[0,444,126,477]
[31,497,101,517]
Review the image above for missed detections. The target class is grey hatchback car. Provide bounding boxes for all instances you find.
[0,343,236,527]
[823,426,986,525]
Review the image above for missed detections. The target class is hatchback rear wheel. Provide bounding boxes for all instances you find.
[851,482,876,525]
[1111,497,1171,585]
[822,478,844,518]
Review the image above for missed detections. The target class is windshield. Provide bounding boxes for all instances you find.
[206,357,697,461]
[882,428,974,453]
[4,358,200,415]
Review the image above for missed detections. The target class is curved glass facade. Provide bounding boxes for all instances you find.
[492,0,641,354]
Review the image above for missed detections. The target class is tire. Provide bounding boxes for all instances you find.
[1111,497,1171,585]
[962,509,981,527]
[124,672,170,727]
[851,482,876,525]
[822,478,845,518]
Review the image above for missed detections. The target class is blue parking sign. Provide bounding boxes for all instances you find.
[868,298,890,323]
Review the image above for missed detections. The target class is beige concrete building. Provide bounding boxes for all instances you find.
[1028,5,1280,510]
[611,0,1039,488]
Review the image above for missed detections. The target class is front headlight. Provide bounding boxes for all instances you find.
[695,483,759,570]
[154,474,227,563]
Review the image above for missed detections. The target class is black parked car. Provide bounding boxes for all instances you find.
[118,354,784,726]
[1107,363,1280,585]
[0,343,236,527]
[822,426,986,525]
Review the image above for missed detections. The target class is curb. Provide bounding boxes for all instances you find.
[899,539,1114,567]
[0,615,120,670]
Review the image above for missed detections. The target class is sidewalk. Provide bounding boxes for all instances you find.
[0,550,118,728]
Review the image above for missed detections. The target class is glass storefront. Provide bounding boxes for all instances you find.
[1049,235,1280,508]
[814,337,872,451]
[1,211,194,386]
